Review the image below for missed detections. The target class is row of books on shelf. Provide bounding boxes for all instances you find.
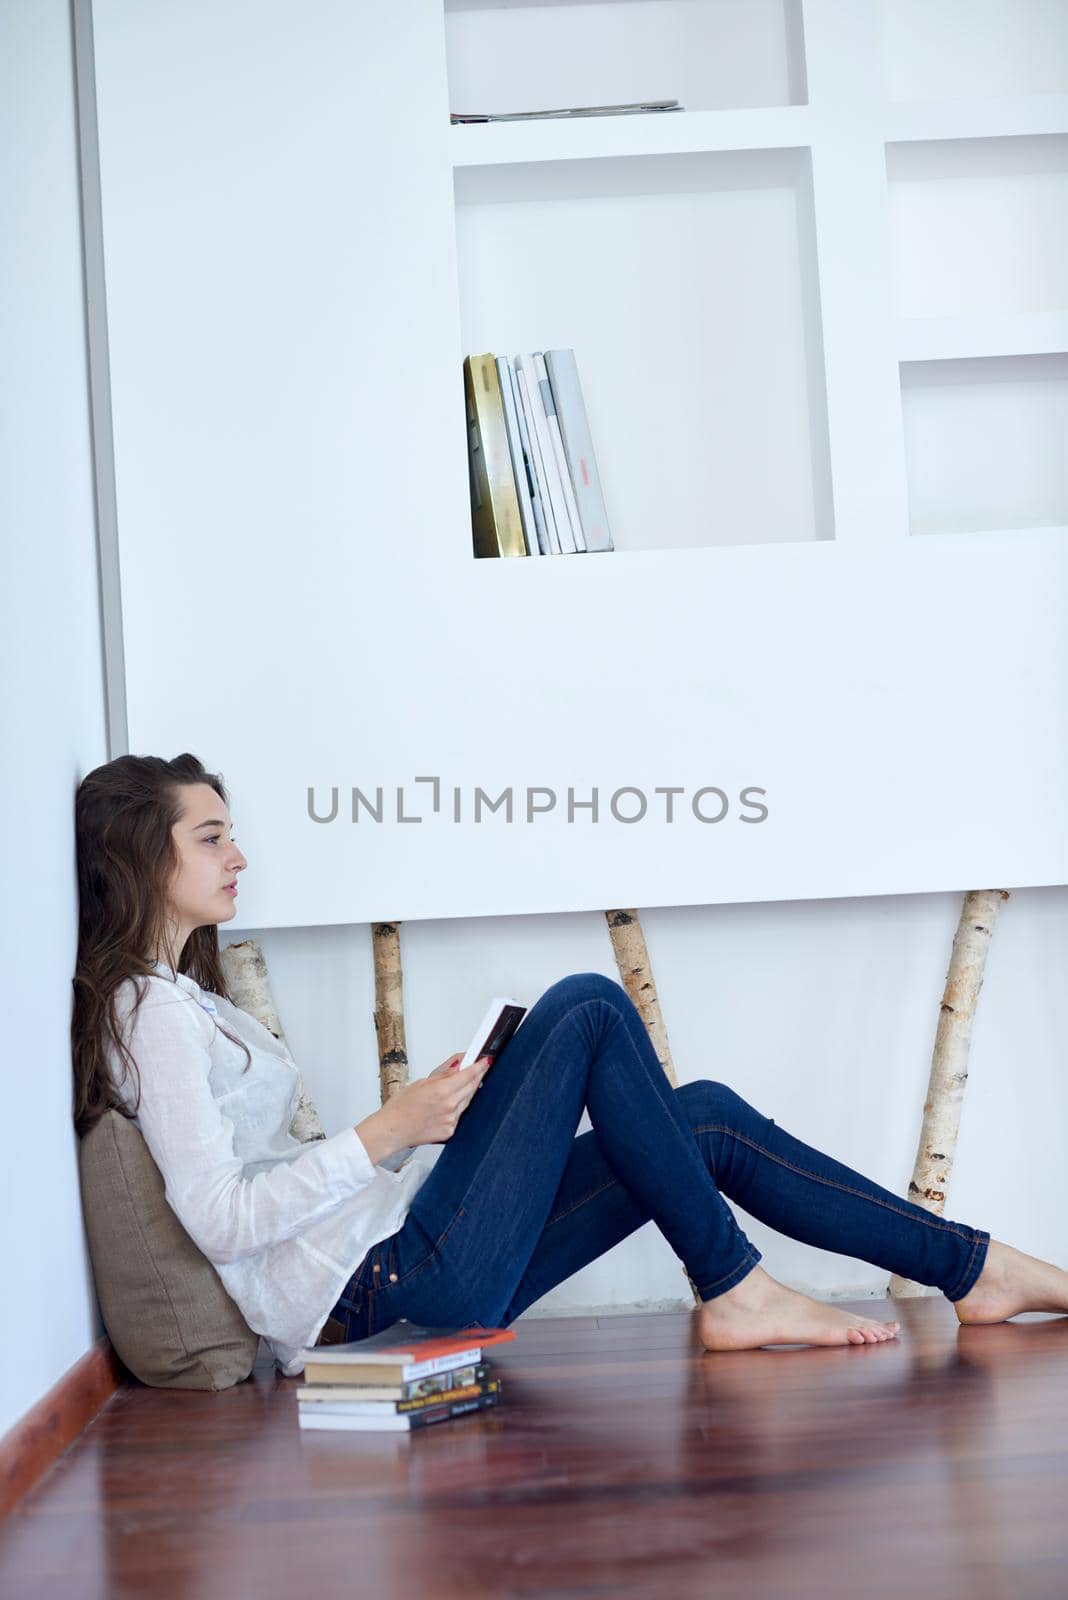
[296,1320,516,1433]
[464,348,615,559]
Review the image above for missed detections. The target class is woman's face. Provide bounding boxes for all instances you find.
[164,783,248,949]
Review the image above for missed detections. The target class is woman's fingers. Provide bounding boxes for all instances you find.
[436,1052,494,1080]
[458,1059,494,1109]
[428,1052,465,1079]
[445,1060,489,1104]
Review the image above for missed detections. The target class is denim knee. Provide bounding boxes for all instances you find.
[676,1078,742,1126]
[545,971,627,1008]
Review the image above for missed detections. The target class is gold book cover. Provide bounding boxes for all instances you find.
[463,353,527,558]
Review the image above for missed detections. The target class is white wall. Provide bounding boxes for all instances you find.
[232,882,1067,1318]
[0,0,109,1441]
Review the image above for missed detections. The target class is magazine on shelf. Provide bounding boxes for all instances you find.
[515,353,579,554]
[514,361,562,554]
[505,357,549,555]
[451,99,682,125]
[545,349,614,552]
[496,356,542,556]
[536,352,587,552]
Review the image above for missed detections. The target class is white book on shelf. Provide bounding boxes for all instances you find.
[535,351,587,553]
[515,361,562,554]
[515,353,578,555]
[496,356,541,556]
[508,360,550,555]
[544,349,614,553]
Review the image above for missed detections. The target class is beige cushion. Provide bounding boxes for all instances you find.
[78,1111,260,1390]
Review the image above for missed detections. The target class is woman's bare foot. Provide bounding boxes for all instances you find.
[698,1264,900,1351]
[952,1239,1068,1325]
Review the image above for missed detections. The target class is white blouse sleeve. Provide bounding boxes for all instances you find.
[118,987,378,1265]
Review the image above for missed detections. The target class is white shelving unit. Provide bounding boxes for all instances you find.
[446,0,1068,553]
[444,0,809,120]
[81,0,1068,930]
[454,143,833,552]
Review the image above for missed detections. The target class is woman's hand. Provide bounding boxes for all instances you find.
[355,1052,493,1165]
[427,1052,467,1079]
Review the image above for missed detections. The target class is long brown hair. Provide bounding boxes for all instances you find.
[72,752,250,1138]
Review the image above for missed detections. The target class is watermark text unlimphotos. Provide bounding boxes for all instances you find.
[307,778,769,826]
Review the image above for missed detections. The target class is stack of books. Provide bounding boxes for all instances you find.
[296,1320,515,1432]
[464,348,615,559]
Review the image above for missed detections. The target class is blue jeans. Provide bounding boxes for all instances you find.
[327,973,990,1338]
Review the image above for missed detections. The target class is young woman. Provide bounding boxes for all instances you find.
[73,753,1068,1377]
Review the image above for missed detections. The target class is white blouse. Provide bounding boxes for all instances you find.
[107,963,443,1375]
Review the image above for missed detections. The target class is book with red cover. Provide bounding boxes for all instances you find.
[299,1320,516,1384]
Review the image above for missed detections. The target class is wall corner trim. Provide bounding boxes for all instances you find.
[0,1335,126,1518]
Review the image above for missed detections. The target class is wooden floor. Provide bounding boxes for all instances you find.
[2,1298,1067,1599]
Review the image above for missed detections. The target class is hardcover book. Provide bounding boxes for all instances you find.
[464,354,527,559]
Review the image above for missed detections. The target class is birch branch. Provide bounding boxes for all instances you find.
[605,909,678,1087]
[372,921,409,1104]
[219,937,327,1142]
[605,907,700,1307]
[888,888,1009,1298]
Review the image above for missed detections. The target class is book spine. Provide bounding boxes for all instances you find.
[302,1345,485,1385]
[297,1408,412,1431]
[544,349,614,552]
[406,1392,499,1430]
[463,354,526,559]
[517,353,577,554]
[297,1392,500,1431]
[398,1376,500,1413]
[464,356,494,558]
[403,1345,485,1380]
[496,357,538,557]
[515,362,561,555]
[536,352,587,552]
[409,1360,489,1396]
[507,359,549,554]
[299,1378,501,1417]
[296,1362,490,1404]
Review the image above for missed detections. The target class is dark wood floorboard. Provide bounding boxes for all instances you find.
[2,1299,1066,1599]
